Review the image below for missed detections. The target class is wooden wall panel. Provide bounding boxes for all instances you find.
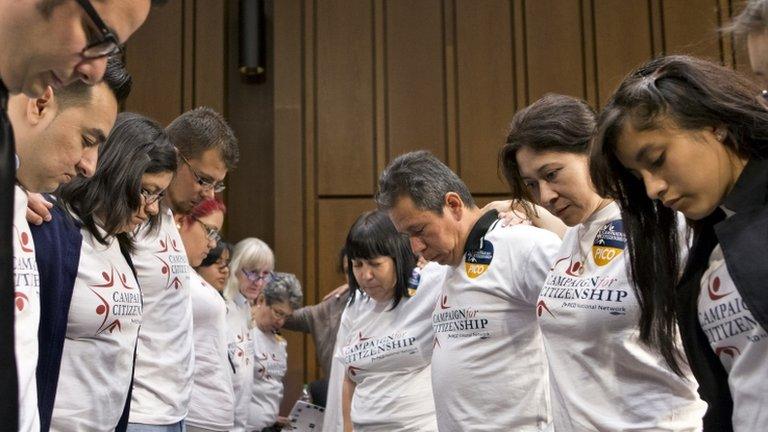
[662,0,722,61]
[524,0,586,101]
[316,0,376,196]
[386,0,447,161]
[593,0,654,106]
[124,0,184,125]
[455,0,515,194]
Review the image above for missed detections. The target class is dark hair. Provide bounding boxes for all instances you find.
[500,93,596,214]
[58,112,178,253]
[199,240,233,268]
[166,107,240,170]
[724,0,768,35]
[344,210,417,309]
[376,150,475,213]
[57,55,133,109]
[589,55,768,374]
[337,246,347,274]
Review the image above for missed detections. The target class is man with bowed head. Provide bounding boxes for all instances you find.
[0,0,160,428]
[377,150,561,431]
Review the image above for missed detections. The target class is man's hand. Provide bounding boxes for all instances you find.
[26,193,53,225]
[322,283,349,301]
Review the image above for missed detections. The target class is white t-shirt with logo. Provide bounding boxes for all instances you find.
[13,185,40,432]
[248,326,288,431]
[129,208,194,424]
[538,202,705,431]
[227,291,254,432]
[187,271,235,431]
[699,243,768,432]
[431,219,560,431]
[340,262,446,431]
[51,222,142,432]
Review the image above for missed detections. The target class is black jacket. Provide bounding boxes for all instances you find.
[676,158,768,432]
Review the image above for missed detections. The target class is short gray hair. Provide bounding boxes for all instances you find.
[726,0,768,35]
[376,150,476,213]
[263,272,303,310]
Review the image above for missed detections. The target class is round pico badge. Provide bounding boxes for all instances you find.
[464,239,494,279]
[592,220,626,266]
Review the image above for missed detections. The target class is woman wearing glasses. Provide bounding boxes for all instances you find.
[223,237,275,431]
[32,113,176,432]
[178,198,235,432]
[248,273,303,432]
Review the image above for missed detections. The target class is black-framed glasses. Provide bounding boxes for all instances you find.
[267,304,290,321]
[195,219,222,243]
[242,269,274,284]
[179,153,226,193]
[75,0,123,59]
[140,188,166,205]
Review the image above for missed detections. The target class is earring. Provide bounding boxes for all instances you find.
[715,130,726,142]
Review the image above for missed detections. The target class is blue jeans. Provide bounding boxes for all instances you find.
[126,421,186,432]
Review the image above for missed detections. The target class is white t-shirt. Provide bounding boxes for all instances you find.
[699,243,768,432]
[129,208,194,424]
[248,326,288,431]
[13,185,40,432]
[51,222,142,432]
[431,215,560,432]
[187,271,235,430]
[340,262,446,431]
[227,291,254,432]
[539,202,706,431]
[322,298,353,432]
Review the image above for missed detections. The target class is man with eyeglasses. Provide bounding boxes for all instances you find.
[128,107,239,432]
[0,0,160,429]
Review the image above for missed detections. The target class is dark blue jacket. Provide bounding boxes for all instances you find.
[31,204,136,432]
[676,158,768,432]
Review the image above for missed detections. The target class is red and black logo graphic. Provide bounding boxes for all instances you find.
[90,266,137,335]
[347,365,364,377]
[715,345,741,359]
[13,225,33,253]
[707,275,732,301]
[536,300,555,318]
[154,234,184,290]
[553,255,582,276]
[15,292,29,312]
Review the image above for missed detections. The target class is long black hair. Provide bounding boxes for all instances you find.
[589,55,768,374]
[58,112,178,253]
[344,210,417,309]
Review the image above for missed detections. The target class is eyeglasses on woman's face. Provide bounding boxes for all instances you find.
[194,218,222,243]
[242,269,274,284]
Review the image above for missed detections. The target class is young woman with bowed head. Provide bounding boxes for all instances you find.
[500,93,705,431]
[196,240,233,293]
[339,210,445,432]
[33,112,176,432]
[590,55,768,431]
[177,198,234,432]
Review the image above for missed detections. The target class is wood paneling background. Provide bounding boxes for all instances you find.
[126,0,751,416]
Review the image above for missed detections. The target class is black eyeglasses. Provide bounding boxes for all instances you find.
[195,219,222,243]
[179,153,226,193]
[140,188,166,205]
[75,0,123,59]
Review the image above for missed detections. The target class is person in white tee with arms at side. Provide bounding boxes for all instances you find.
[128,107,239,432]
[339,210,445,432]
[377,151,561,432]
[500,93,706,431]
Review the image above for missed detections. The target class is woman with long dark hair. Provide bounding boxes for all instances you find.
[33,112,177,431]
[500,93,705,431]
[339,210,444,432]
[590,54,768,431]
